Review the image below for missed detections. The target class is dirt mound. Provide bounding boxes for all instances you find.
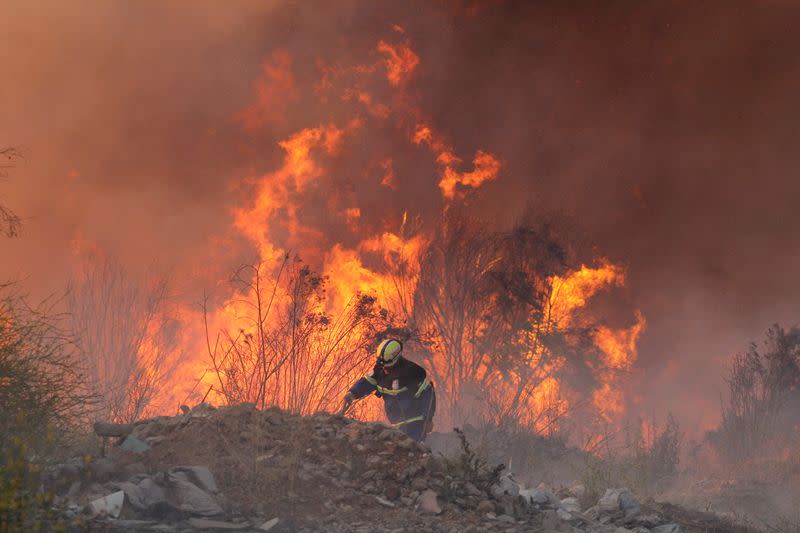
[42,404,759,532]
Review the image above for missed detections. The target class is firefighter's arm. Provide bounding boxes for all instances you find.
[411,365,432,398]
[340,372,378,415]
[347,372,379,400]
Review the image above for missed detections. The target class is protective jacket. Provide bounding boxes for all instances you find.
[348,356,436,441]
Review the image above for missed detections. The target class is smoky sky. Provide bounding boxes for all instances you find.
[3,0,800,434]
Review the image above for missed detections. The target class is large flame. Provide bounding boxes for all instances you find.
[92,28,646,436]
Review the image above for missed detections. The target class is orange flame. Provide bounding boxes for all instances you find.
[135,29,646,437]
[377,39,420,86]
[413,124,501,199]
[236,50,296,133]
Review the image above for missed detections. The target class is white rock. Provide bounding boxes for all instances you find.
[259,518,280,531]
[560,496,581,513]
[598,488,639,517]
[374,496,396,508]
[89,490,125,518]
[417,489,442,514]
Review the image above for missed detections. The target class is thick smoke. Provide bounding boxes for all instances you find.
[3,0,800,435]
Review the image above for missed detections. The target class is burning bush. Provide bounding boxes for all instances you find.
[205,255,399,415]
[412,211,641,435]
[67,258,186,424]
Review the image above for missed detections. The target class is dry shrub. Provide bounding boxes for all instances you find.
[67,258,186,423]
[580,414,682,504]
[0,286,91,531]
[413,211,605,434]
[206,256,396,415]
[708,325,800,462]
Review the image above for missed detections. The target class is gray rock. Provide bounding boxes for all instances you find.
[120,435,150,453]
[560,496,581,513]
[88,490,125,518]
[167,470,223,516]
[519,488,553,506]
[619,490,640,518]
[651,525,681,533]
[497,514,516,523]
[598,488,639,517]
[116,477,167,511]
[491,474,520,498]
[66,480,81,502]
[417,489,442,514]
[170,466,218,494]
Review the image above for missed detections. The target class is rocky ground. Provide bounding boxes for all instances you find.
[39,404,757,532]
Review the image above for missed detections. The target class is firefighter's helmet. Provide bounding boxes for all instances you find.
[376,339,403,367]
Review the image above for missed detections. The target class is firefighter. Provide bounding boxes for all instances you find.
[342,339,436,442]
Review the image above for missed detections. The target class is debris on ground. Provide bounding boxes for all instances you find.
[40,403,758,532]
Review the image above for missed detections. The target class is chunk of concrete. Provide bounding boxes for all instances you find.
[167,470,223,516]
[88,490,125,518]
[170,466,218,494]
[120,435,151,453]
[117,477,167,511]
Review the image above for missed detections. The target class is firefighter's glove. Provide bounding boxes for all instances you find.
[340,392,355,415]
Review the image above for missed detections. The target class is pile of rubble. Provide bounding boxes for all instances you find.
[41,404,753,532]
